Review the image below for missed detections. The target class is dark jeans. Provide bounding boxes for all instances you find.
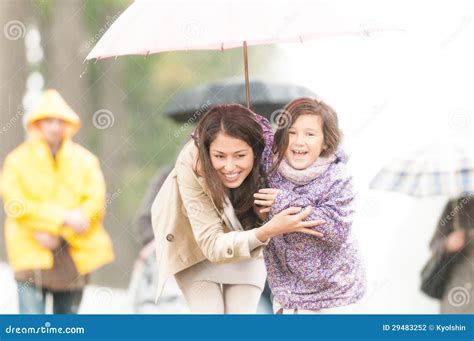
[17,281,83,314]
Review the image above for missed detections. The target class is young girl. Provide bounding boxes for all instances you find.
[254,97,366,314]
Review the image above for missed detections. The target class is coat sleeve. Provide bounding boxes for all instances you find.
[270,175,355,248]
[80,156,106,225]
[176,158,262,264]
[2,155,66,234]
[253,113,274,174]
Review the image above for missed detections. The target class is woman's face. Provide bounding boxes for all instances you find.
[209,132,255,189]
[285,114,326,170]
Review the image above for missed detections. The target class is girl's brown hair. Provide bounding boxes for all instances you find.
[271,97,342,174]
[193,104,266,230]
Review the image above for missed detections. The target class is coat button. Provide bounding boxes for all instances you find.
[227,248,233,255]
[166,234,174,242]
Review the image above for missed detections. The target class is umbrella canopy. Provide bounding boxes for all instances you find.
[163,78,317,122]
[86,0,400,107]
[87,0,394,59]
[370,141,474,198]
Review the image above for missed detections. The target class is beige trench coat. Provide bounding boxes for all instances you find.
[151,141,264,301]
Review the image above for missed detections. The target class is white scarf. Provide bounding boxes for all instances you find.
[278,154,336,185]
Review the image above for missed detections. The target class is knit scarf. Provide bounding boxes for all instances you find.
[278,154,336,185]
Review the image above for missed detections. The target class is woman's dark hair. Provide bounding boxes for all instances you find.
[271,97,342,174]
[193,104,266,230]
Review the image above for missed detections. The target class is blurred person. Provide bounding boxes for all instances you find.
[429,196,474,314]
[2,89,114,314]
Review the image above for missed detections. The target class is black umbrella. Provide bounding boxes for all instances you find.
[163,78,317,123]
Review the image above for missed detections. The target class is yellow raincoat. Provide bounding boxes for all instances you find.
[2,89,114,275]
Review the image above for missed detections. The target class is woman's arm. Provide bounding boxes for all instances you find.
[176,153,325,262]
[270,176,354,248]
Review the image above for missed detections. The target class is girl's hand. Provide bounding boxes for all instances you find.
[253,203,269,221]
[256,206,325,242]
[253,188,280,215]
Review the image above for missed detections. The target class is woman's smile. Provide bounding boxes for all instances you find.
[210,133,254,188]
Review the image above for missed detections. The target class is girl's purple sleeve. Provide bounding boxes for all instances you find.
[254,114,274,173]
[270,177,355,248]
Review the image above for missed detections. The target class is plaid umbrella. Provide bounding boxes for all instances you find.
[370,141,474,197]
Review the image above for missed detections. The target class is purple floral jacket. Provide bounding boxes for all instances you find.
[255,114,366,310]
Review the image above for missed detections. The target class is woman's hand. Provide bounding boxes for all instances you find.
[253,188,280,215]
[445,229,465,253]
[255,206,325,242]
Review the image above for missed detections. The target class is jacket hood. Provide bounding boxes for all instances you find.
[335,148,349,164]
[26,89,81,138]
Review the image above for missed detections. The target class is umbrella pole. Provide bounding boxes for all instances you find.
[243,41,250,109]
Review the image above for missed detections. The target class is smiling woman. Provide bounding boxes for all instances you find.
[151,103,325,314]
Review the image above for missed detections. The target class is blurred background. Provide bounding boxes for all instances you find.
[0,0,473,313]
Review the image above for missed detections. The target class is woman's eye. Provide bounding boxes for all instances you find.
[289,131,296,135]
[237,154,246,158]
[307,133,315,137]
[214,155,223,159]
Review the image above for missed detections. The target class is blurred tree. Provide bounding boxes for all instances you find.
[0,0,30,260]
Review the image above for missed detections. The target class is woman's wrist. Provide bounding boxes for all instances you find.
[255,222,273,242]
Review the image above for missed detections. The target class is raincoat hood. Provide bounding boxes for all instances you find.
[27,89,81,138]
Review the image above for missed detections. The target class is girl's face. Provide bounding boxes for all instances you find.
[209,132,255,188]
[285,114,326,170]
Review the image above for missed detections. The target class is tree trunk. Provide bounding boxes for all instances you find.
[0,0,30,261]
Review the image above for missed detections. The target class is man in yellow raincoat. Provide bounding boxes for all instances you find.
[2,89,114,314]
